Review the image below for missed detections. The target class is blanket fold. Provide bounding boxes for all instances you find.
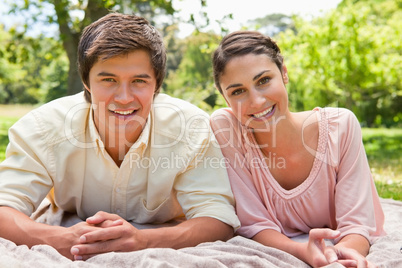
[1,198,401,267]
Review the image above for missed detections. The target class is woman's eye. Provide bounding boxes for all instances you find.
[133,79,146,83]
[231,89,245,96]
[258,77,270,85]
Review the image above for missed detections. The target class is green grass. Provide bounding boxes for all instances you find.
[362,128,402,200]
[0,108,401,201]
[0,116,18,161]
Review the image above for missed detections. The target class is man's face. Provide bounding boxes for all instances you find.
[85,49,156,146]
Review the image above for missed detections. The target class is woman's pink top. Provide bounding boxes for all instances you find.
[210,107,385,244]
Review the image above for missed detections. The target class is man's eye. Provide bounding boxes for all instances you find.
[133,79,146,83]
[103,78,116,82]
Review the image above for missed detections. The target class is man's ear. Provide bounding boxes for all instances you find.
[282,64,289,84]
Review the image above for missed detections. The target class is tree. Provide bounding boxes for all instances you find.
[7,0,176,96]
[276,0,402,126]
[163,31,224,112]
[248,13,295,36]
[0,25,67,104]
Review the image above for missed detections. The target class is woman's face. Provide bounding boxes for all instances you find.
[219,53,289,129]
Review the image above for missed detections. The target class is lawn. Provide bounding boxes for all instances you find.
[0,105,401,200]
[362,128,402,200]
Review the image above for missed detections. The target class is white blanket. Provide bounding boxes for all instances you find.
[1,198,401,267]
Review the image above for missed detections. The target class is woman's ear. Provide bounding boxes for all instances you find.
[83,83,91,93]
[282,65,289,84]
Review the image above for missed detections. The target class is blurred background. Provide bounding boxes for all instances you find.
[0,0,401,199]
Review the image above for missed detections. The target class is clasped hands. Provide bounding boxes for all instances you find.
[66,211,145,261]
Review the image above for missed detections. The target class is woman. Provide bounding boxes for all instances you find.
[210,31,385,267]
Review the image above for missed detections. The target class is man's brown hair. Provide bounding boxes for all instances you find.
[78,13,166,102]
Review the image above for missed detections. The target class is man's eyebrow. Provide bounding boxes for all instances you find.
[97,72,116,76]
[134,74,152,79]
[97,72,152,79]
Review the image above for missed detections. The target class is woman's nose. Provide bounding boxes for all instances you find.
[248,89,265,109]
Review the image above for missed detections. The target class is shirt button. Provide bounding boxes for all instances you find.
[116,209,121,214]
[116,187,121,193]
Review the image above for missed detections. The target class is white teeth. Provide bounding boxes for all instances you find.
[253,106,274,118]
[113,110,134,115]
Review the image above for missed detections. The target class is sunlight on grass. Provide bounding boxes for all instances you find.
[0,116,18,161]
[362,128,402,201]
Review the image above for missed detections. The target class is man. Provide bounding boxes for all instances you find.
[0,13,239,261]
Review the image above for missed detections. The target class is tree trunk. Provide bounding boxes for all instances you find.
[52,0,109,96]
[66,52,83,96]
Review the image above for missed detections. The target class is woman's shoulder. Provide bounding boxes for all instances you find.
[314,107,363,161]
[315,107,358,121]
[313,107,361,131]
[210,108,246,148]
[210,108,240,128]
[211,107,235,120]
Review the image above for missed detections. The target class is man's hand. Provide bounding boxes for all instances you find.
[70,211,146,261]
[54,221,105,260]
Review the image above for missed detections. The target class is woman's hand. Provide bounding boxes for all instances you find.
[303,228,344,267]
[332,233,375,268]
[304,229,374,268]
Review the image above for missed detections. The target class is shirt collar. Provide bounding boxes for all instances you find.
[87,105,103,154]
[87,105,151,158]
[128,112,151,158]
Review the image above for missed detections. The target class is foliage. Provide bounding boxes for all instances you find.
[5,0,177,96]
[248,13,295,36]
[0,25,67,104]
[276,0,402,127]
[163,31,226,112]
[0,0,401,128]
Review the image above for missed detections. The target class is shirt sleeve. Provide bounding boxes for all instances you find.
[0,111,54,215]
[210,109,281,238]
[330,108,385,244]
[173,112,240,231]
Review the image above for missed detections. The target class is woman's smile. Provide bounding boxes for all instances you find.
[250,104,276,119]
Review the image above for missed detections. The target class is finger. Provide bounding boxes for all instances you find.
[337,259,358,267]
[338,249,368,268]
[79,224,126,244]
[324,246,338,263]
[336,248,368,268]
[86,211,121,225]
[97,219,124,228]
[74,253,98,261]
[72,238,121,257]
[367,260,377,268]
